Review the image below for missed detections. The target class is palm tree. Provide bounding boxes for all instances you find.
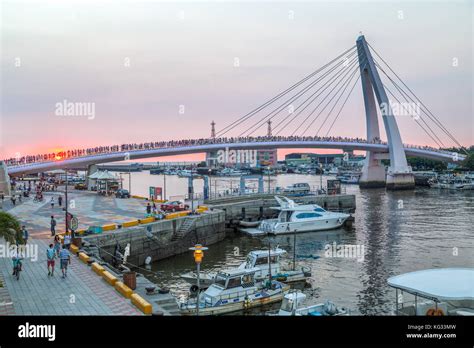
[0,211,23,244]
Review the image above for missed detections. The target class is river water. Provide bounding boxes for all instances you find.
[126,172,474,315]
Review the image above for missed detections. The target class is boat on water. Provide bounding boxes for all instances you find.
[267,291,349,316]
[387,268,474,316]
[428,175,474,190]
[180,247,311,289]
[336,173,360,184]
[325,167,339,175]
[178,267,290,315]
[251,196,350,235]
[218,168,248,177]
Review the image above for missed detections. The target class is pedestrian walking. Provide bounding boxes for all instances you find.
[50,216,56,236]
[53,235,61,257]
[63,232,72,250]
[58,195,63,207]
[59,245,71,278]
[21,226,28,245]
[47,244,56,276]
[50,197,55,209]
[11,195,16,206]
[146,203,151,214]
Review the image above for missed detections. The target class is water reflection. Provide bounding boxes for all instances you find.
[132,172,473,315]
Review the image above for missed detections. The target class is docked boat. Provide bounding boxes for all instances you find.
[387,268,474,316]
[218,168,248,177]
[178,267,290,315]
[180,247,311,289]
[429,176,474,190]
[325,167,339,175]
[256,196,350,235]
[336,173,360,184]
[268,291,349,316]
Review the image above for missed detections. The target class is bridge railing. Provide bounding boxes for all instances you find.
[3,137,460,168]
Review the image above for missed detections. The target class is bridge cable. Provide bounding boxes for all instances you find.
[374,61,446,148]
[288,57,361,136]
[368,43,466,152]
[239,50,360,137]
[216,45,357,137]
[325,72,362,137]
[315,66,361,136]
[272,51,360,135]
[382,82,445,148]
[294,59,362,136]
[295,59,361,136]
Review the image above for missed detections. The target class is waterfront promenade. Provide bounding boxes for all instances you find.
[0,239,142,315]
[1,190,148,237]
[0,192,151,315]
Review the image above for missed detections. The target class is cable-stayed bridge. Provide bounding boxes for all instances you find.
[0,35,467,194]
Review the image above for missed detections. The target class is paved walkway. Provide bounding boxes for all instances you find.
[0,239,142,315]
[5,190,149,237]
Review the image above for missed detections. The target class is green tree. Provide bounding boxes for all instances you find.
[0,211,23,244]
[462,151,474,171]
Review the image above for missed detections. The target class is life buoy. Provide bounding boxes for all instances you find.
[426,308,444,316]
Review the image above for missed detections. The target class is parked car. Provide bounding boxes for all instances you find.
[282,183,311,195]
[74,183,87,190]
[115,189,130,198]
[160,200,189,212]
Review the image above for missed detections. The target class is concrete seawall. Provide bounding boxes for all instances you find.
[83,211,226,266]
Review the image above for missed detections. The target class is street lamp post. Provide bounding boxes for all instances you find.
[319,163,323,193]
[64,169,68,234]
[267,166,271,194]
[208,169,212,200]
[190,168,194,212]
[163,172,167,201]
[189,244,208,316]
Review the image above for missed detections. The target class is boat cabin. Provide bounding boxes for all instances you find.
[279,292,307,314]
[202,268,260,306]
[387,268,474,316]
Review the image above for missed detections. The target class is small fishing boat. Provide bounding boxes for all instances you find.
[179,267,290,315]
[180,247,311,289]
[268,291,349,316]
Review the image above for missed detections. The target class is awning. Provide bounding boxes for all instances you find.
[88,170,117,180]
[387,268,474,301]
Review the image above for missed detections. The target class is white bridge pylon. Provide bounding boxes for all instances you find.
[357,35,415,189]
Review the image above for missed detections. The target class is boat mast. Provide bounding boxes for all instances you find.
[293,231,296,271]
[268,232,272,287]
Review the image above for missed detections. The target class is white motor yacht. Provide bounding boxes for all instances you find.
[387,268,474,316]
[256,196,350,235]
[179,267,290,315]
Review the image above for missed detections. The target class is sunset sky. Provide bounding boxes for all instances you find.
[1,0,472,162]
